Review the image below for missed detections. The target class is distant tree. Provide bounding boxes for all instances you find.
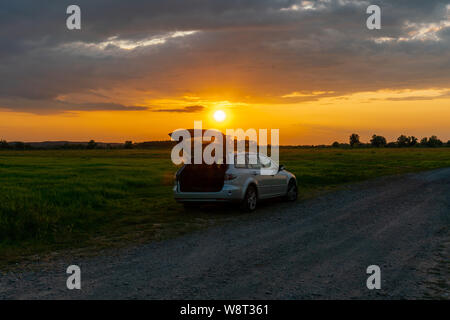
[397,135,409,147]
[447,140,450,147]
[331,141,340,148]
[370,135,387,147]
[420,136,443,147]
[87,139,97,149]
[349,133,360,147]
[427,135,443,147]
[124,141,133,149]
[420,137,428,146]
[408,136,418,146]
[0,139,9,149]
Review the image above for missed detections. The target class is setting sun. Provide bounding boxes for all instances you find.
[213,110,226,122]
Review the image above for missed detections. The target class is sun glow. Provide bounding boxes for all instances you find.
[213,110,226,122]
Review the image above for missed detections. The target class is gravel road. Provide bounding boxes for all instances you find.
[1,168,449,299]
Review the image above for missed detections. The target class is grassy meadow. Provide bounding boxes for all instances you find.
[1,147,449,264]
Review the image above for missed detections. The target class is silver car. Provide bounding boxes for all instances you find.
[173,153,297,211]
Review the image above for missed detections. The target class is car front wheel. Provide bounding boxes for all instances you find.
[242,185,257,212]
[285,180,298,201]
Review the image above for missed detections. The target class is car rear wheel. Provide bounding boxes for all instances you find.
[285,180,298,201]
[241,185,257,212]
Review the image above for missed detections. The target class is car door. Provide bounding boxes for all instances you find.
[260,155,288,196]
[270,159,288,195]
[257,155,280,197]
[235,154,269,199]
[246,154,270,199]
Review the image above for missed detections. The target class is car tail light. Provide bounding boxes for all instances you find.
[224,173,237,181]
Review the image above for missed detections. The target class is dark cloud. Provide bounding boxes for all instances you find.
[0,0,449,113]
[0,98,147,114]
[68,102,148,111]
[151,105,205,113]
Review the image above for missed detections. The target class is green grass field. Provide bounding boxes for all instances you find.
[1,147,449,264]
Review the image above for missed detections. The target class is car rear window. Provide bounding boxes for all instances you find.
[234,154,261,169]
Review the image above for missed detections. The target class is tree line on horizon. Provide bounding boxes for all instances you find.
[0,139,176,150]
[331,134,449,148]
[0,134,449,150]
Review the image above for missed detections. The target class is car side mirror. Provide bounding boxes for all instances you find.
[278,164,285,172]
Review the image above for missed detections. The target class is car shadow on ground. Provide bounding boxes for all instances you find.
[183,196,294,216]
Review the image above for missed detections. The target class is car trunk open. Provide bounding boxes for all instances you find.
[178,164,227,192]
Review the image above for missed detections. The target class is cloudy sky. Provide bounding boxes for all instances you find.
[0,0,449,144]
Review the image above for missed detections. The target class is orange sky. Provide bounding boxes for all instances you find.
[1,88,449,145]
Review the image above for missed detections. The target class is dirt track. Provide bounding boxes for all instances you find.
[1,168,449,299]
